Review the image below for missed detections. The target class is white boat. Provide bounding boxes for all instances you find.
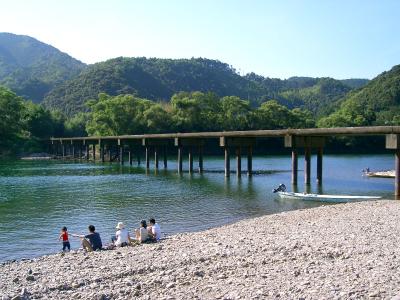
[363,170,395,178]
[276,191,382,203]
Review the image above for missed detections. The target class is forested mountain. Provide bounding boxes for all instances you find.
[318,65,400,127]
[277,78,352,116]
[42,57,357,116]
[0,33,86,102]
[340,78,370,89]
[0,33,373,118]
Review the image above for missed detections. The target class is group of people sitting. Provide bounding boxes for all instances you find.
[59,218,161,252]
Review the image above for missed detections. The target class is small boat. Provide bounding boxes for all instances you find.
[276,191,381,203]
[272,184,381,203]
[363,169,395,178]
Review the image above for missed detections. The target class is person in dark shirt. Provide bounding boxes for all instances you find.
[71,225,102,251]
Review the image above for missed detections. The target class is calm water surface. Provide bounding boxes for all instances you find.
[0,154,395,262]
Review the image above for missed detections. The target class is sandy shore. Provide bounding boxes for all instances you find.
[1,200,400,299]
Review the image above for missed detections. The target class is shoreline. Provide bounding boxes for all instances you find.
[1,200,400,299]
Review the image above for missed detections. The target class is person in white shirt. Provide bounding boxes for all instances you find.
[114,222,130,247]
[148,218,161,241]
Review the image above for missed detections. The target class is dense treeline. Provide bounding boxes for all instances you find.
[85,92,314,136]
[0,86,79,156]
[0,86,316,156]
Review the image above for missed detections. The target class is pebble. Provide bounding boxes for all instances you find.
[1,201,399,299]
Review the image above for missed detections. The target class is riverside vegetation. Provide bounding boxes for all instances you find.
[1,32,400,157]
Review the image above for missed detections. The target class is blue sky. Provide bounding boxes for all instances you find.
[1,0,399,79]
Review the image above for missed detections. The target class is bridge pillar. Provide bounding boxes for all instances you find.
[220,137,255,178]
[386,134,400,198]
[117,139,124,165]
[145,146,150,169]
[92,144,96,162]
[62,143,66,159]
[177,146,183,174]
[71,142,75,159]
[236,147,242,177]
[78,144,82,160]
[163,146,167,169]
[85,144,89,161]
[291,149,298,185]
[188,147,193,174]
[143,138,171,170]
[285,136,325,186]
[199,146,204,173]
[224,147,230,177]
[154,147,159,169]
[317,147,323,184]
[99,140,105,163]
[247,146,252,177]
[128,148,133,165]
[120,147,124,165]
[304,147,311,185]
[175,138,205,174]
[107,148,111,162]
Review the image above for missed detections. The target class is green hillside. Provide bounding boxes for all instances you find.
[318,65,400,127]
[0,32,86,102]
[340,78,369,89]
[0,33,372,117]
[278,78,352,116]
[42,57,357,116]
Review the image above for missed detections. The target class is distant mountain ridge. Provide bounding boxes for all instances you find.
[42,57,367,116]
[0,32,86,102]
[0,33,371,116]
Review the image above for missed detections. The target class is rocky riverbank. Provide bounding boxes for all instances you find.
[1,200,400,299]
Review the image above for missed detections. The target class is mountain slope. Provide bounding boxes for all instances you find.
[278,78,352,116]
[0,32,86,102]
[318,65,400,127]
[43,57,360,116]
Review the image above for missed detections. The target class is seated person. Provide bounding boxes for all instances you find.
[135,220,149,243]
[71,225,102,251]
[147,218,161,241]
[112,222,130,247]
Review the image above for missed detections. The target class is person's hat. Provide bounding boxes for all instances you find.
[116,222,125,229]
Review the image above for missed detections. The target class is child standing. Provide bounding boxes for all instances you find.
[59,226,70,251]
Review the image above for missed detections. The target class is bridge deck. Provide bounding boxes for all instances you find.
[51,126,400,142]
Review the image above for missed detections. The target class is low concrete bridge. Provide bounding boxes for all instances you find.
[50,126,400,197]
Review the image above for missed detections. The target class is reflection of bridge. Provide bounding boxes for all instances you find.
[50,126,400,197]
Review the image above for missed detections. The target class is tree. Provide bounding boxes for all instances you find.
[86,93,154,136]
[0,86,24,154]
[23,101,56,139]
[220,96,251,130]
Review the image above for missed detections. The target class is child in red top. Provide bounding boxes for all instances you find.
[59,226,70,251]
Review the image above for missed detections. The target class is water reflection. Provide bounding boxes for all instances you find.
[0,154,396,262]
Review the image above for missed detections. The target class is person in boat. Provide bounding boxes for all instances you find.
[147,218,161,241]
[71,225,103,251]
[112,222,130,247]
[273,184,286,193]
[135,220,150,243]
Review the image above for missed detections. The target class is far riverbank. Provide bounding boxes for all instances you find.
[1,200,400,299]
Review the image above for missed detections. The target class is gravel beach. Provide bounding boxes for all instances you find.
[1,200,400,299]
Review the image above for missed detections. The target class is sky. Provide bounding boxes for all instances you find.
[1,0,399,79]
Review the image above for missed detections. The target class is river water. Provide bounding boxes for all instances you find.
[0,154,395,262]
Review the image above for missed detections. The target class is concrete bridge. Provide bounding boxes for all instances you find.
[50,126,400,197]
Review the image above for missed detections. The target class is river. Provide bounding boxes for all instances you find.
[0,154,395,262]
